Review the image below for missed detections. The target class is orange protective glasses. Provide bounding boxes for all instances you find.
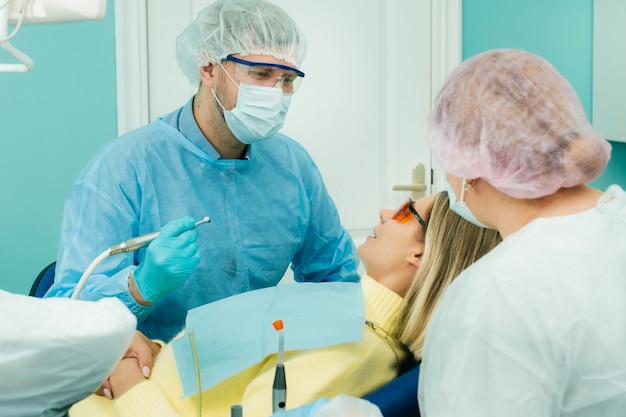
[392,198,428,231]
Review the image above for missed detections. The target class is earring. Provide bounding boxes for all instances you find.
[463,180,474,192]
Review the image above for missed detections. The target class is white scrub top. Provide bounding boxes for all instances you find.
[419,185,626,417]
[0,292,136,417]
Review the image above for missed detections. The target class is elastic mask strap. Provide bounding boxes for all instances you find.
[211,63,240,112]
[219,62,239,89]
[460,179,468,202]
[210,88,226,112]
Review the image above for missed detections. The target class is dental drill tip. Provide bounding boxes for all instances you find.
[195,216,211,226]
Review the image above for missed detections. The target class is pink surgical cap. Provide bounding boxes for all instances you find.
[427,49,611,199]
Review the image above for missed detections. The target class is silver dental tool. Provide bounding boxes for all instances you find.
[108,216,211,255]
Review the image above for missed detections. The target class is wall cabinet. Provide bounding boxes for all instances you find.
[593,0,626,143]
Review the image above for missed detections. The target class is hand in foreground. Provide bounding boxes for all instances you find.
[107,357,145,399]
[97,331,162,399]
[133,216,202,303]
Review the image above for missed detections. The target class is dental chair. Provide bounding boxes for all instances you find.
[364,362,420,417]
[30,261,56,297]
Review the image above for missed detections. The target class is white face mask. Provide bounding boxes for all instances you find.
[213,65,292,144]
[444,177,488,228]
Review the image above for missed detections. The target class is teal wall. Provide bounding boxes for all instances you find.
[0,1,118,294]
[462,0,626,191]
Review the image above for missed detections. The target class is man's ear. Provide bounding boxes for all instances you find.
[199,63,217,87]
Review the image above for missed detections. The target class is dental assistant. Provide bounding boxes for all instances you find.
[419,49,626,416]
[46,0,359,343]
[0,290,136,417]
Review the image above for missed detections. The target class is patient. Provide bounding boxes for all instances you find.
[70,192,501,417]
[399,190,502,360]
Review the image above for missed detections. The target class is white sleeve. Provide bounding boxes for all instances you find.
[0,290,136,417]
[314,395,382,417]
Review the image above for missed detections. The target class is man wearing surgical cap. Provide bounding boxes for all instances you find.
[46,0,359,344]
[419,49,626,417]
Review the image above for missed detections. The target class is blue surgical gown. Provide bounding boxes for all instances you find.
[419,185,626,417]
[46,97,360,342]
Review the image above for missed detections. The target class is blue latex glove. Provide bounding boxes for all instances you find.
[134,216,201,303]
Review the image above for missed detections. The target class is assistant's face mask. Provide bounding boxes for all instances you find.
[444,177,488,228]
[213,66,292,144]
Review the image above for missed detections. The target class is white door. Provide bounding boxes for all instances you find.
[114,0,461,263]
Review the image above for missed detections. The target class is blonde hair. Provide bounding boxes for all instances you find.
[399,192,501,360]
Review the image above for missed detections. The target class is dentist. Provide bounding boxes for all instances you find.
[47,0,359,343]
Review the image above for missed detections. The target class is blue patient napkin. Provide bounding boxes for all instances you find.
[172,281,365,397]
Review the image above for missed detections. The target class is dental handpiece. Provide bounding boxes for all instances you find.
[108,216,211,255]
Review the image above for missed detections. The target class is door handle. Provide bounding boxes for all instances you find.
[393,161,427,199]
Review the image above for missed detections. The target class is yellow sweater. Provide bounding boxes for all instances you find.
[70,275,406,417]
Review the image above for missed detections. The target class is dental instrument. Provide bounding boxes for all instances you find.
[109,216,211,255]
[231,405,243,417]
[272,319,287,412]
[71,216,210,299]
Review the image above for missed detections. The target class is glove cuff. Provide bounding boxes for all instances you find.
[130,267,159,304]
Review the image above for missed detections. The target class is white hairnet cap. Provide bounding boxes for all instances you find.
[427,49,611,199]
[176,0,307,86]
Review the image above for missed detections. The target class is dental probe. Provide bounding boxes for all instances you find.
[71,216,210,299]
[108,216,211,255]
